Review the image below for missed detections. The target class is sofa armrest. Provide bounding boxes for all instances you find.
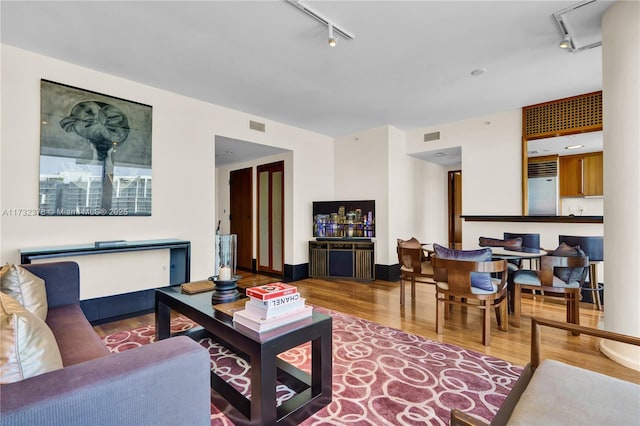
[21,262,80,308]
[0,336,211,426]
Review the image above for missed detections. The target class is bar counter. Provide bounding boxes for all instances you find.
[462,215,603,224]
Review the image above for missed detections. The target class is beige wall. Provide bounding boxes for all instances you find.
[1,45,333,296]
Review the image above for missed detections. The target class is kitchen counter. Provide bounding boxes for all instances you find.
[462,215,603,224]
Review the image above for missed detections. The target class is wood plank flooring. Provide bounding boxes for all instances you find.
[94,273,640,385]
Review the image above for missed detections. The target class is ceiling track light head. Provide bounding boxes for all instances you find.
[328,23,337,47]
[559,34,572,49]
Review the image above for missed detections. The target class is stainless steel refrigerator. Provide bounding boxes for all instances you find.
[528,177,559,215]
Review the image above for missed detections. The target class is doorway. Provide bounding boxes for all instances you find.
[257,161,284,276]
[230,167,253,271]
[448,170,462,249]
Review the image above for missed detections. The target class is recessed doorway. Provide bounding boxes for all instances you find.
[230,167,253,271]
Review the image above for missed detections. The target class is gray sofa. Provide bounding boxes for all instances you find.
[1,261,211,426]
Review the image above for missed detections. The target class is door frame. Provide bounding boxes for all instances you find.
[448,170,462,249]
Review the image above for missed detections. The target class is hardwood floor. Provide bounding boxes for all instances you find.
[94,273,640,385]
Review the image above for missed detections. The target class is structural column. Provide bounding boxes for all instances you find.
[600,1,640,370]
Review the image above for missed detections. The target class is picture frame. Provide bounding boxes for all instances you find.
[39,79,152,216]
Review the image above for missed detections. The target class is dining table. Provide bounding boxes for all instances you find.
[421,243,547,261]
[422,243,548,314]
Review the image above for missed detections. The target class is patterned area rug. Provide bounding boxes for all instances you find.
[103,307,523,425]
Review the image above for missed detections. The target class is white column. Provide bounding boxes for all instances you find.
[600,0,640,371]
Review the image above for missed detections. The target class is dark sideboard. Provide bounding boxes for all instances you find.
[21,239,190,323]
[309,240,374,281]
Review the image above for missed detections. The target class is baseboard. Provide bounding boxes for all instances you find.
[376,264,400,282]
[284,263,308,282]
[82,288,161,324]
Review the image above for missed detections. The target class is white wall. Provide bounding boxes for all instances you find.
[407,110,522,216]
[387,125,419,260]
[333,126,390,263]
[388,126,449,259]
[405,110,605,255]
[331,125,451,265]
[415,160,450,246]
[1,45,333,296]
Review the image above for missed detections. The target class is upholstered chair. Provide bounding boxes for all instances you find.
[558,235,604,310]
[431,244,509,346]
[478,236,523,313]
[512,246,589,331]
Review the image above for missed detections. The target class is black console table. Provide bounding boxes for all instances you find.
[309,240,374,281]
[21,239,191,323]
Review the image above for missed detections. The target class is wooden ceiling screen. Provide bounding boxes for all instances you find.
[523,91,602,139]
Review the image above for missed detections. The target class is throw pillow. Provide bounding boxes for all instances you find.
[1,263,47,321]
[433,243,494,291]
[552,242,587,283]
[478,236,523,249]
[0,292,63,384]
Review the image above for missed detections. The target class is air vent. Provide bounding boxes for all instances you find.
[528,160,558,178]
[424,131,440,142]
[249,120,266,132]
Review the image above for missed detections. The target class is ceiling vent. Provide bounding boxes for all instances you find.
[424,131,441,142]
[249,120,266,132]
[528,160,558,178]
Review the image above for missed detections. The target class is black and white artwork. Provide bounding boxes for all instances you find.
[39,80,152,216]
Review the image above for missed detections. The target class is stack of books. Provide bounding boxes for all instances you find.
[233,283,312,332]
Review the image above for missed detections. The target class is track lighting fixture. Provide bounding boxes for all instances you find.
[328,24,337,47]
[287,0,355,47]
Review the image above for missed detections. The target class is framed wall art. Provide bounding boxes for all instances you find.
[39,79,152,216]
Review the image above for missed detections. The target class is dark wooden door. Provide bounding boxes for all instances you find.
[257,161,284,276]
[448,170,462,249]
[230,167,253,271]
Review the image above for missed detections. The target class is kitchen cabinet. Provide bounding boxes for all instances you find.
[559,151,603,197]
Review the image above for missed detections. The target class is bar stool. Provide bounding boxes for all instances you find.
[558,235,604,310]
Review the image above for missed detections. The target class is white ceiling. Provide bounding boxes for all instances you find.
[1,1,613,166]
[527,130,603,158]
[215,135,289,166]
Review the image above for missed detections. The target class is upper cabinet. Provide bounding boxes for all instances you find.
[559,151,603,197]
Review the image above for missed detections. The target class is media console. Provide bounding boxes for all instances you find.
[309,240,374,281]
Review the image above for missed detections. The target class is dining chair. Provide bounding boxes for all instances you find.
[479,236,523,314]
[512,253,589,331]
[503,233,541,250]
[396,237,435,306]
[503,232,541,269]
[431,245,509,346]
[558,235,604,310]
